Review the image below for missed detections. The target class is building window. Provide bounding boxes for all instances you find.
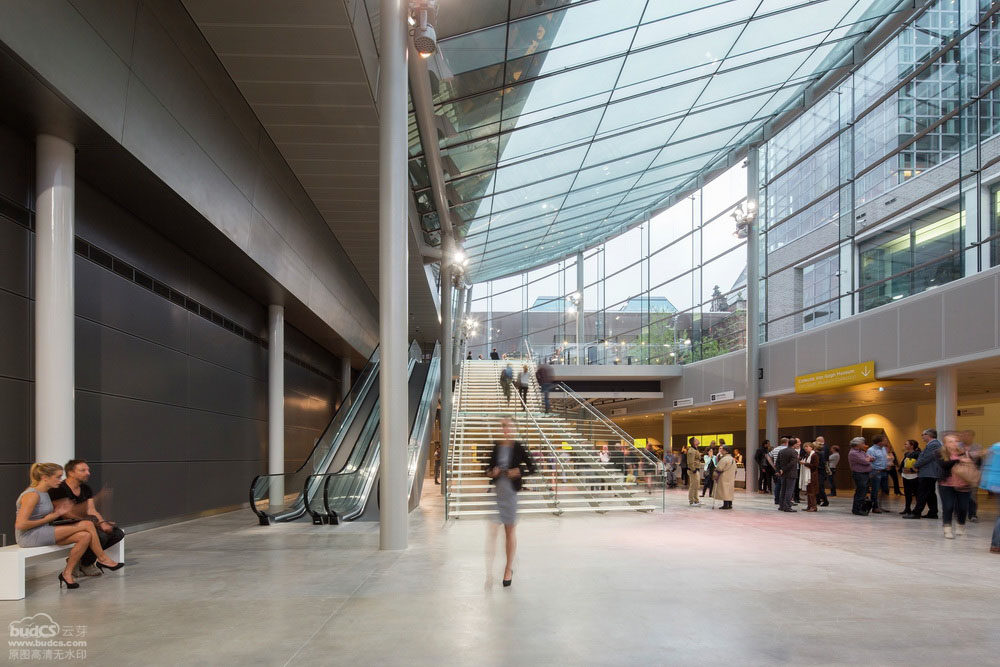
[801,255,839,329]
[992,187,1000,268]
[859,204,963,311]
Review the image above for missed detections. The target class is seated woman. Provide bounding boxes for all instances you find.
[14,463,124,590]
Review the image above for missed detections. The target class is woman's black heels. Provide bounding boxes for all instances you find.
[502,571,513,587]
[96,561,125,572]
[58,573,79,589]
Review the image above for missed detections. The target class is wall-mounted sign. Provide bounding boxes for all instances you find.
[561,442,573,450]
[795,361,875,393]
[672,397,694,408]
[610,407,627,416]
[633,438,647,449]
[958,407,985,417]
[710,390,734,403]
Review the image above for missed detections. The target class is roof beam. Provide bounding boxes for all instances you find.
[408,46,456,252]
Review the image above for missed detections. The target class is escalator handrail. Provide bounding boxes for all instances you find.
[309,357,417,522]
[249,346,381,523]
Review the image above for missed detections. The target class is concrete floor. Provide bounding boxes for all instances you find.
[2,483,997,666]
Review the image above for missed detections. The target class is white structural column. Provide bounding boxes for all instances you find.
[464,287,472,360]
[439,246,454,506]
[765,397,779,448]
[267,305,285,507]
[35,135,76,465]
[454,285,466,368]
[340,355,352,406]
[576,251,585,364]
[744,145,761,493]
[378,0,409,550]
[662,411,672,454]
[935,366,958,433]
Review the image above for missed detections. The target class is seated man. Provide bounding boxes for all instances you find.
[49,459,125,578]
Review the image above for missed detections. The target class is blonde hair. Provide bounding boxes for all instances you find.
[29,462,62,487]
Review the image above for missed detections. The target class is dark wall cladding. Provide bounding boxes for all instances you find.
[0,124,343,539]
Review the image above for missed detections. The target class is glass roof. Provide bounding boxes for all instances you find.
[409,0,906,281]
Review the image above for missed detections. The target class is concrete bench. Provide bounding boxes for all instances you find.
[0,539,124,600]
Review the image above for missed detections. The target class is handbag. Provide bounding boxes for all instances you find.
[953,459,980,487]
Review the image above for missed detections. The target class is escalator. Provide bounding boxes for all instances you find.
[249,342,439,525]
[303,341,440,523]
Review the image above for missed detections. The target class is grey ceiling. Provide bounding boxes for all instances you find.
[181,0,440,344]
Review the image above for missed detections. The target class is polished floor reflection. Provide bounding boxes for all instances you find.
[2,484,997,665]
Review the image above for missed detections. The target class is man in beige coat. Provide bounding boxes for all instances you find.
[712,446,737,509]
[686,437,703,506]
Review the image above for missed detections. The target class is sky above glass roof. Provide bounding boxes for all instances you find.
[408,0,906,282]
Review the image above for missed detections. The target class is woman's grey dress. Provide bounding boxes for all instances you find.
[495,446,518,525]
[15,488,56,547]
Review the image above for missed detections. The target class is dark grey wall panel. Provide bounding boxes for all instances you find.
[284,426,322,470]
[76,317,190,404]
[0,290,30,379]
[186,409,265,463]
[186,313,265,380]
[187,355,266,420]
[75,258,190,353]
[92,462,191,525]
[76,391,190,463]
[0,377,31,465]
[0,218,30,296]
[0,125,30,206]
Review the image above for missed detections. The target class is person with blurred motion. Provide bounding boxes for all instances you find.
[905,428,942,519]
[960,431,983,522]
[14,463,123,590]
[848,437,873,516]
[485,418,536,587]
[938,432,977,539]
[490,348,500,360]
[535,362,554,414]
[980,441,1000,553]
[499,363,514,405]
[866,435,889,514]
[776,440,800,512]
[712,446,736,510]
[899,440,921,516]
[686,437,703,506]
[827,445,841,496]
[50,459,125,578]
[515,365,531,409]
[801,442,820,512]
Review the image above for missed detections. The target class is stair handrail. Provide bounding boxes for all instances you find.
[512,384,567,512]
[553,382,661,468]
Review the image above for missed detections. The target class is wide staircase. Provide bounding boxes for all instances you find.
[446,359,661,518]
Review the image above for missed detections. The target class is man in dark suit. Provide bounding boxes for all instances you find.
[776,441,801,511]
[904,428,943,519]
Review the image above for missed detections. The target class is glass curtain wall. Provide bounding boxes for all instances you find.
[760,0,1000,339]
[465,164,748,365]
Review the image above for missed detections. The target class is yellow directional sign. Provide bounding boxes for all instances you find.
[633,438,647,449]
[795,361,876,393]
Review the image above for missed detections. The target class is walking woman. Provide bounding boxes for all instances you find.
[486,418,536,587]
[15,463,124,590]
[801,442,819,511]
[712,446,737,509]
[938,433,975,539]
[899,439,920,516]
